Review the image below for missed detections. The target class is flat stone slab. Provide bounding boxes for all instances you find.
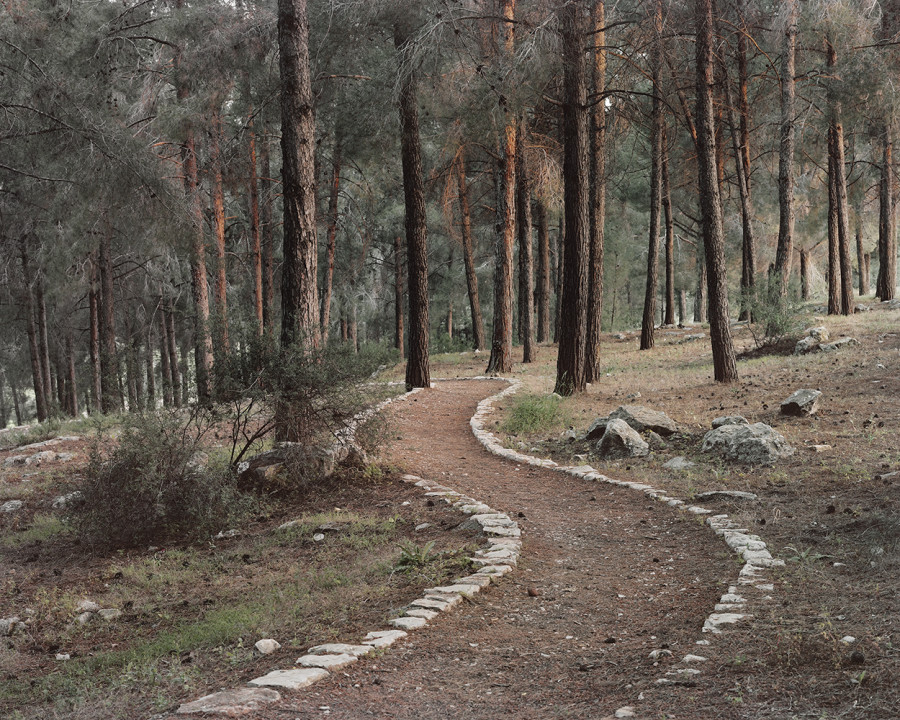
[405,607,439,620]
[177,687,282,714]
[410,597,453,611]
[425,583,482,597]
[296,653,357,669]
[703,612,753,633]
[248,668,329,690]
[694,490,758,502]
[388,616,427,630]
[306,643,372,657]
[361,629,408,648]
[476,564,514,577]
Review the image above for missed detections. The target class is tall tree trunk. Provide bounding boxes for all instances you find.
[395,22,430,389]
[260,133,275,331]
[678,288,687,325]
[248,115,265,333]
[800,247,810,300]
[486,0,517,376]
[20,244,47,422]
[99,223,122,412]
[554,214,565,343]
[124,309,138,411]
[694,248,707,323]
[640,0,664,351]
[89,256,102,414]
[555,1,590,395]
[735,0,756,319]
[11,377,22,426]
[159,311,173,408]
[773,0,798,296]
[826,37,854,315]
[827,142,841,315]
[145,323,156,410]
[278,0,320,350]
[0,371,9,428]
[877,125,896,300]
[516,119,535,363]
[321,137,341,340]
[535,198,552,343]
[64,332,77,417]
[394,234,405,357]
[35,273,52,411]
[166,305,182,407]
[586,0,606,381]
[211,106,230,352]
[696,0,737,382]
[856,213,869,296]
[457,156,486,350]
[662,136,676,326]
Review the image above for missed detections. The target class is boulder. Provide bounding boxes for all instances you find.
[0,617,24,636]
[694,490,758,502]
[663,456,695,471]
[3,455,28,467]
[794,336,819,355]
[608,405,679,436]
[711,415,749,429]
[52,491,84,510]
[781,389,822,417]
[584,418,608,441]
[818,337,859,352]
[1,500,24,513]
[597,419,650,460]
[806,326,829,341]
[701,423,794,465]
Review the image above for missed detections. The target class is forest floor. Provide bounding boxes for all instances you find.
[2,303,899,719]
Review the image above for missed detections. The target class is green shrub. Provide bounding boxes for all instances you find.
[71,413,251,549]
[501,393,566,435]
[743,279,804,348]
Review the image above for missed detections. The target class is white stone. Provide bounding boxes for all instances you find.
[682,654,708,663]
[405,607,438,620]
[254,639,281,654]
[425,584,481,597]
[614,707,637,718]
[703,613,752,633]
[98,608,122,621]
[312,533,325,542]
[296,653,357,670]
[454,574,492,587]
[55,653,70,661]
[667,668,701,676]
[306,643,372,657]
[362,629,408,648]
[388,616,427,630]
[249,668,328,690]
[410,597,451,611]
[1,500,24,513]
[476,564,513,577]
[76,601,101,614]
[841,636,856,645]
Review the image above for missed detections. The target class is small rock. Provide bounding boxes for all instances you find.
[818,337,859,352]
[25,450,57,465]
[0,617,23,636]
[841,636,856,645]
[648,649,673,660]
[98,609,122,621]
[388,616,427,630]
[415,523,433,532]
[608,405,679,436]
[597,419,649,460]
[76,600,101,613]
[75,612,94,626]
[307,643,372,657]
[781,389,822,417]
[215,529,240,539]
[52,491,84,510]
[527,587,541,597]
[312,533,325,542]
[2,455,29,467]
[361,630,407,649]
[560,428,577,443]
[179,687,283,713]
[794,336,819,355]
[810,444,832,453]
[296,653,358,670]
[663,456,695,471]
[806,326,829,341]
[646,431,666,449]
[614,708,636,719]
[701,423,794,465]
[55,653,71,661]
[255,638,281,655]
[711,415,749,429]
[694,490,758,502]
[1,500,24,513]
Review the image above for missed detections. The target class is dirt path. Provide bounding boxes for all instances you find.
[181,381,738,719]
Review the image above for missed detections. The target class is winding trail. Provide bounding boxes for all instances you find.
[196,381,737,719]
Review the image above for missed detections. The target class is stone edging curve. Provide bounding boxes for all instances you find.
[463,375,781,699]
[173,382,522,715]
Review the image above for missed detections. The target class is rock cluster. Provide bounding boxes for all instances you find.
[794,326,859,355]
[701,421,794,465]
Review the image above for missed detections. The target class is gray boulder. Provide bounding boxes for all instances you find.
[1,500,24,514]
[584,418,608,441]
[711,415,749,429]
[818,337,859,352]
[609,405,679,436]
[781,389,822,417]
[701,422,794,465]
[807,326,829,341]
[597,419,650,459]
[794,336,819,355]
[694,490,758,502]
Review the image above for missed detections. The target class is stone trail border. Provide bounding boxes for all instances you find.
[170,377,779,719]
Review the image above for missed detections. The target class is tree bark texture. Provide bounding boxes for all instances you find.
[773,0,798,296]
[260,134,275,332]
[321,138,341,340]
[211,106,230,351]
[99,224,123,411]
[486,0,517,376]
[395,23,430,389]
[662,137,676,326]
[34,273,52,410]
[641,0,664,352]
[736,0,755,319]
[535,198,552,343]
[827,139,841,315]
[145,323,156,409]
[800,248,810,300]
[159,311,173,407]
[457,157,486,350]
[696,0,737,382]
[586,0,606,382]
[555,2,590,395]
[166,305,182,407]
[877,126,896,300]
[248,115,265,334]
[278,0,320,349]
[516,120,535,363]
[394,234,405,357]
[856,215,870,296]
[20,244,47,422]
[88,256,102,413]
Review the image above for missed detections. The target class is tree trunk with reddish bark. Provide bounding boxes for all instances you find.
[394,234,405,357]
[457,157,486,350]
[321,138,341,341]
[516,119,535,363]
[20,244,47,422]
[535,198,551,344]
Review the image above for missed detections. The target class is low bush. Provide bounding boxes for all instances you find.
[502,393,567,436]
[743,279,805,349]
[71,412,252,549]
